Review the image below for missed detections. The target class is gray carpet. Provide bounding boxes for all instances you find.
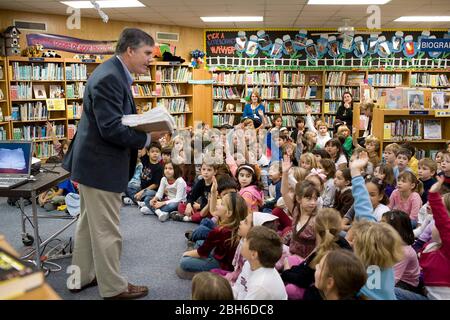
[0,197,197,300]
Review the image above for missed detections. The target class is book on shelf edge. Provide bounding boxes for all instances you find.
[0,247,44,299]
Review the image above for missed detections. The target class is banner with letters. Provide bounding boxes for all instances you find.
[27,33,117,54]
[204,29,450,69]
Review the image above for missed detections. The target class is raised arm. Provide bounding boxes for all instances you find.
[281,155,295,214]
[428,176,450,259]
[350,151,376,222]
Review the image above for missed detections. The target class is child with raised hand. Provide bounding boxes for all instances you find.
[177,192,248,279]
[143,161,187,222]
[191,272,234,300]
[172,162,217,223]
[383,143,400,167]
[389,171,423,227]
[381,210,421,295]
[280,156,319,260]
[333,168,353,217]
[374,164,396,197]
[320,158,337,208]
[281,208,352,300]
[233,226,287,300]
[314,249,367,300]
[305,105,331,149]
[393,148,413,179]
[348,151,405,300]
[418,158,437,204]
[399,176,450,300]
[236,164,264,212]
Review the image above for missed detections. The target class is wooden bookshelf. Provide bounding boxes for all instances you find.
[0,57,10,140]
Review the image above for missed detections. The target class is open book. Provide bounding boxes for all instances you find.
[122,106,176,133]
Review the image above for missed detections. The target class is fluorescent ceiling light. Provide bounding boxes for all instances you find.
[60,1,145,8]
[308,0,391,4]
[201,16,263,22]
[395,16,450,22]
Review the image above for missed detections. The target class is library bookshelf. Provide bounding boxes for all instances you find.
[372,108,450,159]
[3,57,197,159]
[209,69,450,139]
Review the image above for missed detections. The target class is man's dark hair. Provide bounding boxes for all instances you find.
[115,28,155,55]
[149,141,161,152]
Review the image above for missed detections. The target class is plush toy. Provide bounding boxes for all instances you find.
[226,103,235,112]
[190,49,205,68]
[21,44,44,58]
[42,50,61,58]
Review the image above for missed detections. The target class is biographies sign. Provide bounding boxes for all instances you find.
[205,29,450,69]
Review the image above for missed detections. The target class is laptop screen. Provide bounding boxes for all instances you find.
[0,141,33,176]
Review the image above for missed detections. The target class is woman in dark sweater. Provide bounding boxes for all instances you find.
[336,92,354,130]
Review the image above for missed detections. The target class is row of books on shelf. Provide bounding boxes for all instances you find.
[66,83,85,99]
[65,64,88,81]
[247,87,280,99]
[213,101,243,113]
[281,86,318,99]
[67,103,83,119]
[173,114,188,128]
[11,102,48,121]
[34,141,58,158]
[246,72,281,85]
[411,73,449,87]
[157,98,190,113]
[132,72,152,81]
[323,115,336,128]
[131,84,152,97]
[10,83,32,100]
[68,123,77,140]
[12,124,65,140]
[326,72,365,86]
[367,73,403,87]
[282,101,321,114]
[324,87,360,101]
[383,119,442,140]
[136,102,152,114]
[377,87,450,109]
[213,114,238,127]
[157,84,184,96]
[282,73,321,86]
[323,102,339,114]
[10,62,64,81]
[265,102,281,113]
[155,66,192,83]
[212,72,246,85]
[213,87,243,100]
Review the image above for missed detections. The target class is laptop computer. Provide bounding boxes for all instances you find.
[0,141,33,189]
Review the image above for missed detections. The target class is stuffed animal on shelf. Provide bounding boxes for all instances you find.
[226,103,235,112]
[21,44,44,57]
[42,50,61,58]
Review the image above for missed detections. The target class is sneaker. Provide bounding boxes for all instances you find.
[184,230,193,241]
[170,211,185,222]
[175,266,197,280]
[137,201,146,208]
[123,197,134,205]
[183,216,192,222]
[140,206,153,215]
[157,210,170,222]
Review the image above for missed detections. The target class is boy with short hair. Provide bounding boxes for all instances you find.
[161,147,172,164]
[233,226,287,300]
[402,143,419,176]
[393,148,413,179]
[383,143,400,167]
[132,141,164,206]
[418,158,437,204]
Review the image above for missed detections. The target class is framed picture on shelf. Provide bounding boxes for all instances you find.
[407,90,424,109]
[431,91,450,109]
[423,119,442,140]
[33,85,47,99]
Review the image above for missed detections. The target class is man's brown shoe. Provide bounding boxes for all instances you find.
[103,283,149,300]
[68,278,98,293]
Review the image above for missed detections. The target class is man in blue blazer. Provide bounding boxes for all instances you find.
[63,28,163,299]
